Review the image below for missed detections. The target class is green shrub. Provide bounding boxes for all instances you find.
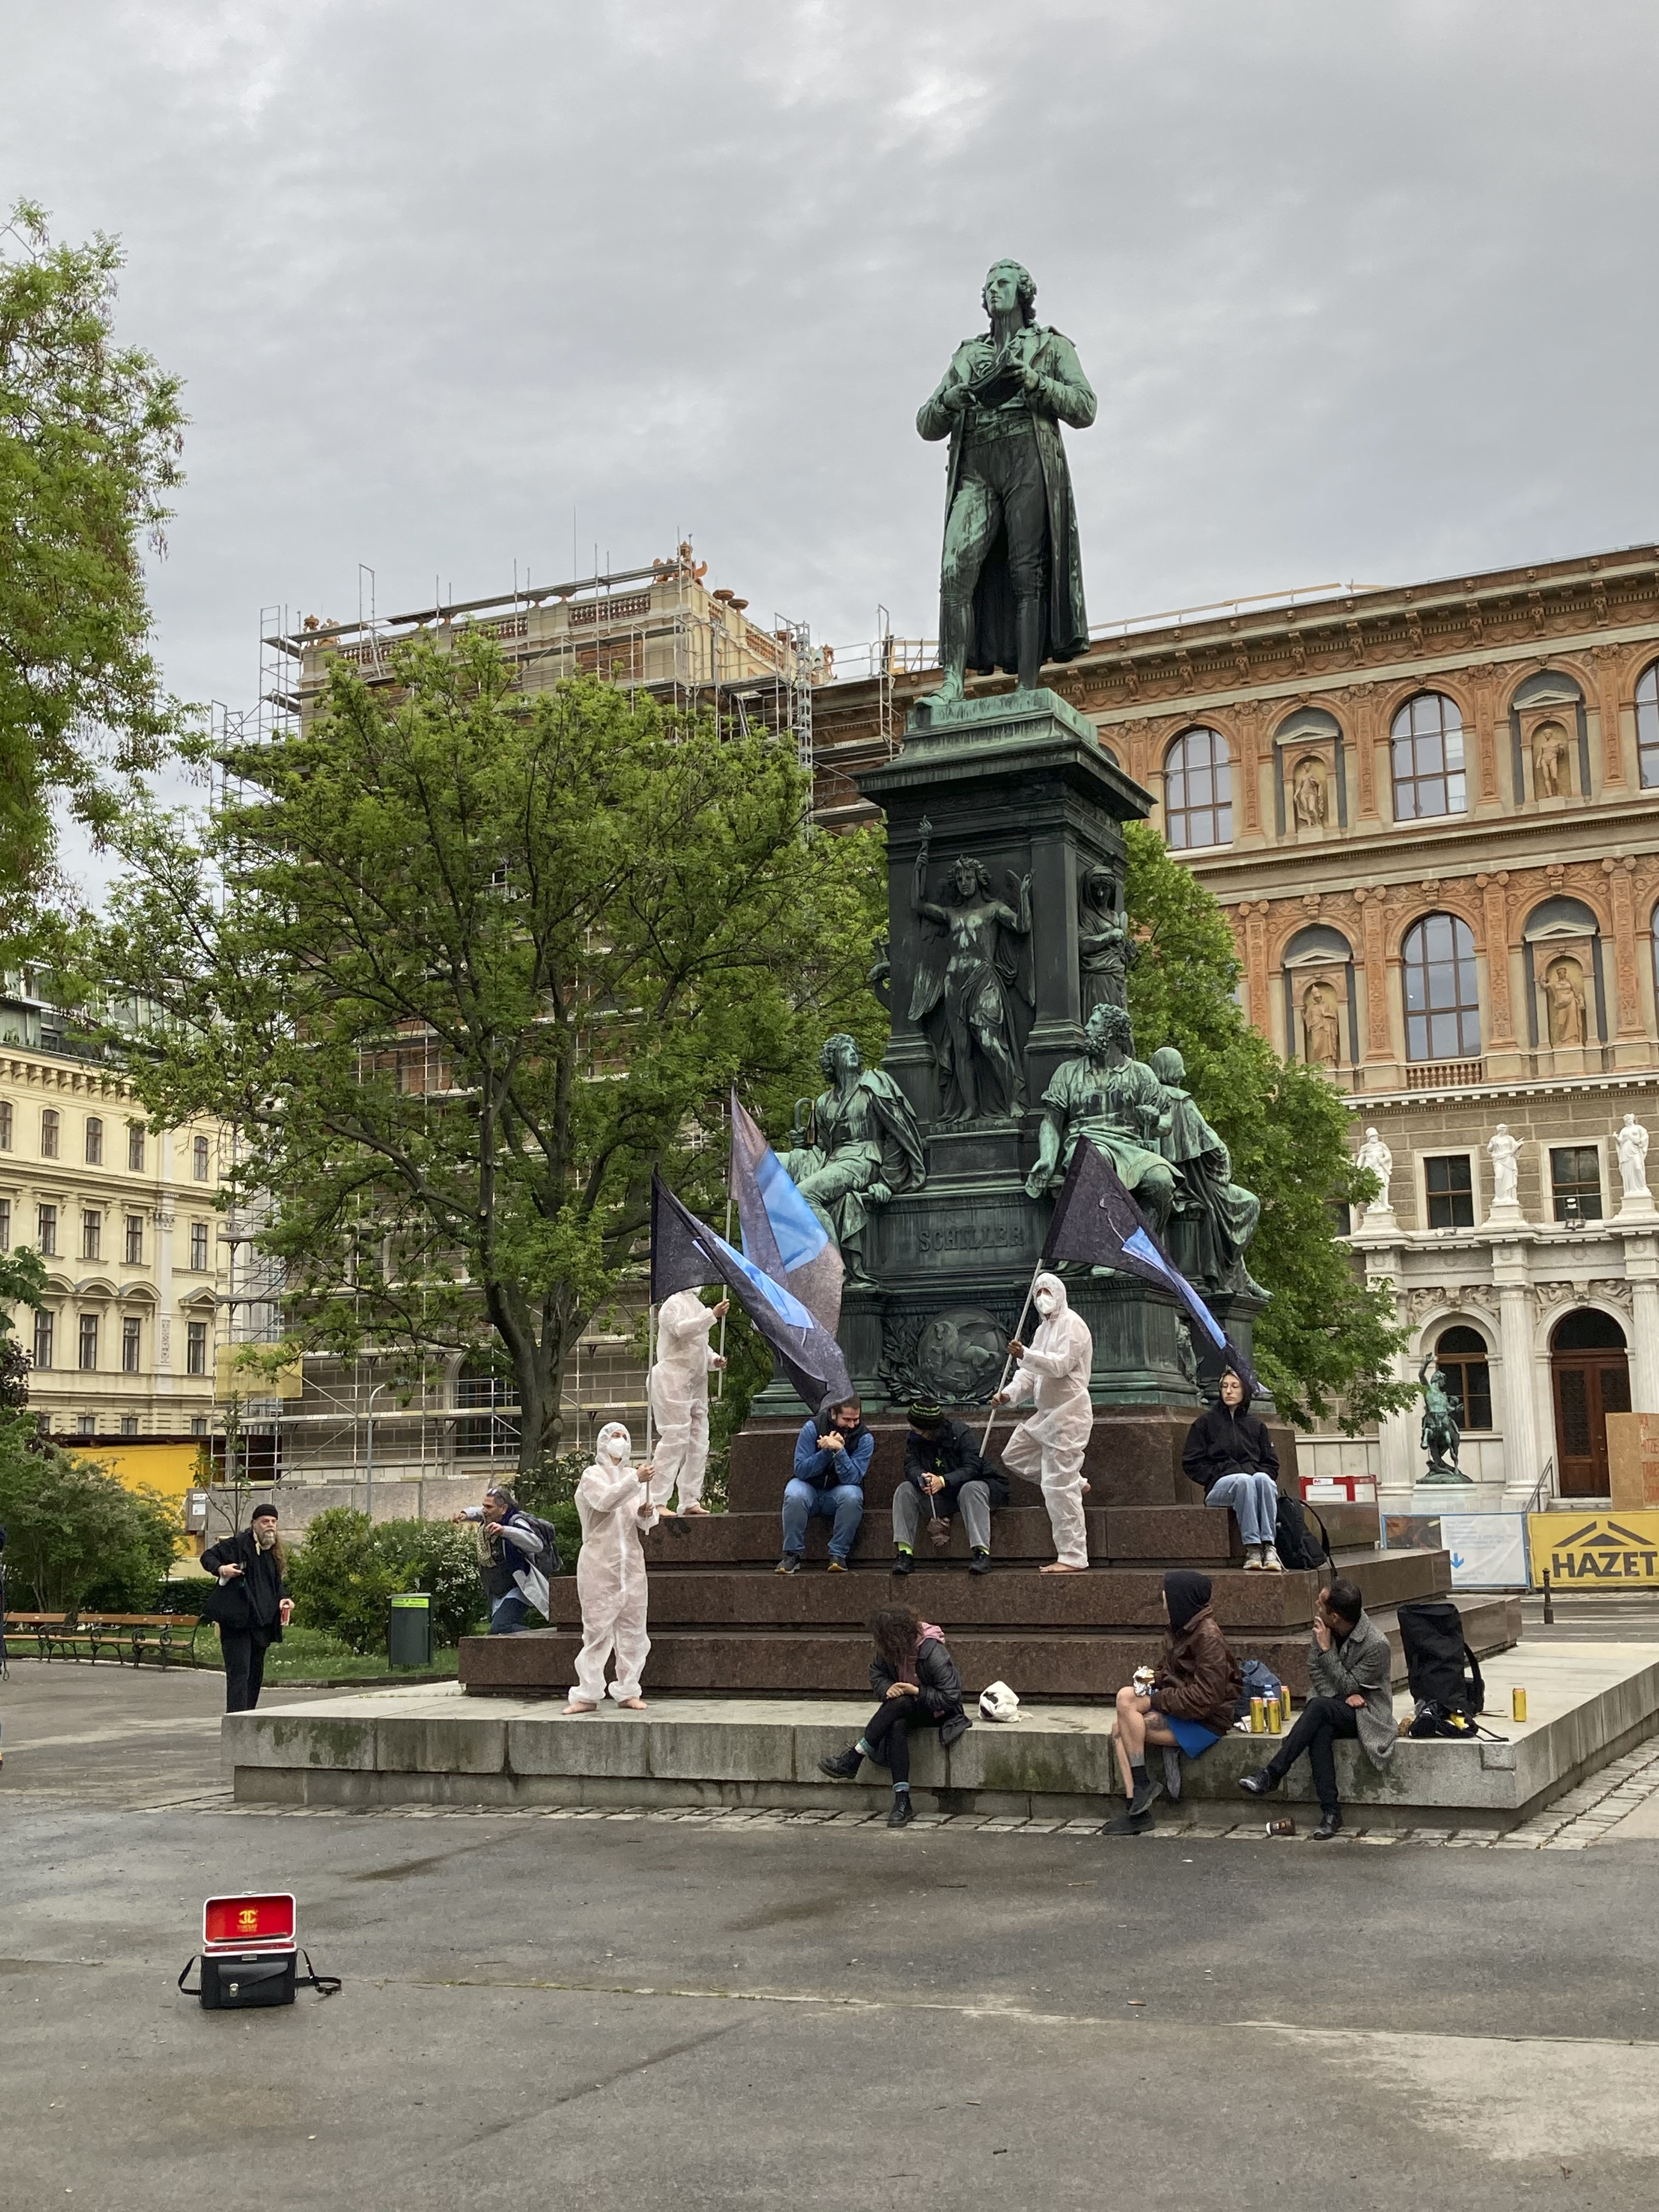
[285,1506,407,1654]
[0,1446,180,1613]
[371,1517,487,1645]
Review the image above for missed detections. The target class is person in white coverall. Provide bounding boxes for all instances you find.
[647,1291,727,1516]
[993,1271,1094,1573]
[565,1421,655,1713]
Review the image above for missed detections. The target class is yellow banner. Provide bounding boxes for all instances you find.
[1529,1510,1659,1588]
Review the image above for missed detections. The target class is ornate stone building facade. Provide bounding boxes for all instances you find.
[812,544,1659,1508]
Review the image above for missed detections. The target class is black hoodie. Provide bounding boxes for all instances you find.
[1181,1374,1279,1494]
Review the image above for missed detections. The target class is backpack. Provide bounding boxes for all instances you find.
[1274,1491,1331,1574]
[1397,1600,1484,1734]
[522,1513,563,1577]
[1233,1656,1283,1723]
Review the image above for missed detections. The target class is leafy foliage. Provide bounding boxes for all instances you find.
[0,201,187,928]
[285,1508,499,1653]
[371,1516,492,1646]
[0,1446,179,1613]
[1124,821,1409,1430]
[99,641,886,1472]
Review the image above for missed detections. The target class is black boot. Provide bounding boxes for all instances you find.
[890,1549,914,1577]
[1014,596,1046,692]
[887,1790,914,1829]
[936,597,973,703]
[1311,1808,1344,1841]
[817,1746,862,1780]
[968,1549,992,1575]
[1239,1768,1280,1798]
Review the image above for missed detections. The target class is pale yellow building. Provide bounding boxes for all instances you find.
[0,978,231,1443]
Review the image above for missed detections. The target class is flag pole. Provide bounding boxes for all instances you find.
[979,1257,1047,1455]
[644,1298,656,1460]
[717,1101,733,1401]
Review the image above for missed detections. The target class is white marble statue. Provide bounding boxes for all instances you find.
[1617,1113,1651,1201]
[1357,1125,1393,1217]
[1487,1123,1521,1210]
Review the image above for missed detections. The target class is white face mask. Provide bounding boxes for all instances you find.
[1034,1290,1057,1317]
[600,1430,630,1465]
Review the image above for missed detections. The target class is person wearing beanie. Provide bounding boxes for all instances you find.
[1110,1568,1243,1831]
[891,1403,1009,1576]
[200,1501,292,1712]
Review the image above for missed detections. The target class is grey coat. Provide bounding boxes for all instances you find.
[1308,1610,1396,1767]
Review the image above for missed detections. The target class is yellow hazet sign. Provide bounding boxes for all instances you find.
[1529,1511,1659,1588]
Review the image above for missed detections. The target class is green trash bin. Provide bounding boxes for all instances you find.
[388,1592,433,1669]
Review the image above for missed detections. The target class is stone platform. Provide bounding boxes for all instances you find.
[228,1641,1659,1832]
[459,1416,1520,1700]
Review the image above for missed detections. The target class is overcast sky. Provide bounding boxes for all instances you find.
[10,1,1659,787]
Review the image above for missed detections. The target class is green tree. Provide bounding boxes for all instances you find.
[100,639,885,1472]
[1124,821,1409,1430]
[0,1447,179,1613]
[0,202,187,927]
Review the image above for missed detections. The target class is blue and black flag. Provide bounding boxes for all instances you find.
[1041,1139,1259,1393]
[651,1171,854,1413]
[729,1087,844,1335]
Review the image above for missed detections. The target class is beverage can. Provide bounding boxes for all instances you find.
[1266,1698,1283,1735]
[1511,1686,1528,1723]
[1249,1695,1266,1733]
[1279,1686,1293,1729]
[1267,1816,1296,1838]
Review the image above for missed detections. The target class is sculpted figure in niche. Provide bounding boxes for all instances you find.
[1487,1122,1522,1210]
[1291,756,1327,828]
[1544,957,1588,1047]
[784,1034,927,1283]
[1418,1354,1464,1480]
[1533,722,1571,799]
[1148,1045,1265,1297]
[1617,1113,1651,1200]
[909,816,1034,1122]
[1301,980,1341,1068]
[1023,1002,1175,1231]
[1078,865,1135,1018]
[1356,1125,1393,1216]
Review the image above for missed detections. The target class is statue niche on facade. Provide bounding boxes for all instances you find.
[1078,865,1134,1019]
[1148,1046,1266,1297]
[909,818,1034,1122]
[1023,1003,1176,1232]
[917,259,1096,704]
[785,1034,926,1283]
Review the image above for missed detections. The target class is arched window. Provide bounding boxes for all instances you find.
[1435,1325,1492,1432]
[1637,662,1659,789]
[1391,692,1467,821]
[1163,727,1232,851]
[1402,912,1481,1062]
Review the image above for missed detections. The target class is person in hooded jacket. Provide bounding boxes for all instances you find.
[1181,1366,1284,1571]
[564,1421,655,1713]
[200,1500,294,1712]
[1111,1569,1243,1825]
[992,1270,1093,1572]
[646,1290,727,1517]
[817,1606,970,1827]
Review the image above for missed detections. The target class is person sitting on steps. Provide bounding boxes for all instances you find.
[1238,1576,1396,1839]
[1111,1570,1243,1831]
[777,1396,874,1573]
[817,1606,970,1826]
[1181,1364,1283,1571]
[892,1402,1010,1577]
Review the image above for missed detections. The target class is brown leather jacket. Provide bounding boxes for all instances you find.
[1154,1605,1243,1736]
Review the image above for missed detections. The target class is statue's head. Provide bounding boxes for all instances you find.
[982,260,1037,326]
[1083,865,1116,913]
[1150,1045,1186,1086]
[820,1032,861,1081]
[1364,1125,1379,1141]
[949,854,991,900]
[1495,1121,1509,1136]
[1085,1002,1133,1058]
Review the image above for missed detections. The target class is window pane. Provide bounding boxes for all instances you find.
[78,1315,98,1370]
[84,1118,102,1165]
[128,1123,145,1171]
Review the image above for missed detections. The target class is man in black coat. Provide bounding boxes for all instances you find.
[891,1402,1010,1577]
[200,1500,292,1712]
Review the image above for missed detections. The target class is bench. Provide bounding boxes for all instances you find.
[7,1611,206,1667]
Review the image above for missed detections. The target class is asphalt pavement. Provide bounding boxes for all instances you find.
[3,1645,1658,2208]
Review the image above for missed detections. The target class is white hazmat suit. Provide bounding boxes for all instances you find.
[999,1271,1094,1569]
[569,1421,653,1706]
[646,1290,721,1513]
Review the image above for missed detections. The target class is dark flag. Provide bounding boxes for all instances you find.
[651,1171,854,1413]
[1041,1140,1259,1394]
[729,1087,844,1335]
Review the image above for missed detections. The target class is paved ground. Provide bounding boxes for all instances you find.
[4,1617,1659,2208]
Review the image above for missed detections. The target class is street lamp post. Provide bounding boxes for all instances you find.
[364,1380,388,1523]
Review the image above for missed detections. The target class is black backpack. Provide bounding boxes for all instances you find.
[522,1513,562,1577]
[1274,1491,1331,1574]
[1398,1600,1485,1735]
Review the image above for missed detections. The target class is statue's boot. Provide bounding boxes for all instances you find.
[1015,596,1046,692]
[935,597,973,703]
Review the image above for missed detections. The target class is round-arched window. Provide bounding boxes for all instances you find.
[1637,662,1659,789]
[1391,692,1467,821]
[1435,1325,1492,1432]
[1163,727,1232,851]
[1402,912,1481,1062]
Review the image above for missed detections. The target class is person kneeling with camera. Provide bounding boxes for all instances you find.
[817,1607,970,1826]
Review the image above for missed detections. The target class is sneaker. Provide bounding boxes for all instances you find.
[1126,1776,1164,1819]
[1261,1545,1284,1572]
[1311,1809,1344,1841]
[887,1792,914,1828]
[1238,1768,1279,1797]
[890,1550,914,1577]
[817,1746,862,1780]
[775,1554,802,1575]
[968,1550,993,1576]
[827,1559,849,1573]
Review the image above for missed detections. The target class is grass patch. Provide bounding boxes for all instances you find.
[190,1623,466,1681]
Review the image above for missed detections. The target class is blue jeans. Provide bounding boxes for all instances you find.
[782,1479,865,1563]
[1206,1471,1279,1547]
[489,1590,533,1634]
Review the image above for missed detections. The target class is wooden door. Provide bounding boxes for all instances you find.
[1553,1353,1632,1497]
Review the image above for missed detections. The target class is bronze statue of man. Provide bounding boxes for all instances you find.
[917,260,1097,703]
